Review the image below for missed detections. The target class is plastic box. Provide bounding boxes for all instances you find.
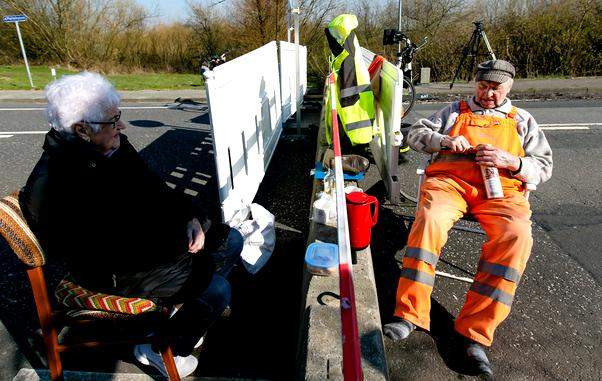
[305,242,339,276]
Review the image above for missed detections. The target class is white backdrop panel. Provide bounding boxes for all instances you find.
[279,41,307,120]
[205,42,283,224]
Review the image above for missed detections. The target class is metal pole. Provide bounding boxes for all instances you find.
[396,0,402,67]
[14,21,34,88]
[293,6,301,135]
[287,0,292,42]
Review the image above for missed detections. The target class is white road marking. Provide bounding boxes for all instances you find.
[0,135,14,138]
[123,106,169,110]
[0,108,44,111]
[0,123,597,136]
[539,123,602,126]
[540,123,600,130]
[0,131,47,134]
[0,106,169,111]
[540,126,590,130]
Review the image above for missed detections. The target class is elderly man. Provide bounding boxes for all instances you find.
[383,60,553,378]
[20,72,243,378]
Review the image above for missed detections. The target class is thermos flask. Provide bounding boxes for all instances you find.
[480,165,504,198]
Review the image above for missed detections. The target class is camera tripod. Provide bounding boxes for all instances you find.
[450,21,496,89]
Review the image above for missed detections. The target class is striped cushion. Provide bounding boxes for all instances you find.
[0,192,45,267]
[55,278,159,315]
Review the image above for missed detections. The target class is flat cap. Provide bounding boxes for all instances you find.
[476,59,515,83]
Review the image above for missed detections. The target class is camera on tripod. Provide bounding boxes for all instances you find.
[383,29,407,46]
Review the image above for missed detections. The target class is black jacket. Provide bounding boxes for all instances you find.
[20,129,207,290]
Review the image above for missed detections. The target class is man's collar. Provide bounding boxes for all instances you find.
[469,97,513,114]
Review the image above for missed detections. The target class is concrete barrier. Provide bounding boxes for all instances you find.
[297,96,388,380]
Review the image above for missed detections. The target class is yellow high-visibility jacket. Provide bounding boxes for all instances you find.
[325,14,375,146]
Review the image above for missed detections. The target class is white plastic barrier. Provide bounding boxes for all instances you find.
[361,48,404,203]
[205,42,283,225]
[279,41,307,120]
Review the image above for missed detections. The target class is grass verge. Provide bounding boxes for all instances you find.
[0,65,203,90]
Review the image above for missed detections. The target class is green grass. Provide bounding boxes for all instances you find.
[0,65,204,90]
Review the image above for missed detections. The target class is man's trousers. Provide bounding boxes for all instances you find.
[394,176,533,346]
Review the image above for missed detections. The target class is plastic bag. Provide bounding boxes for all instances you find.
[233,203,276,274]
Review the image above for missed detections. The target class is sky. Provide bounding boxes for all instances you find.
[135,0,392,24]
[135,0,191,24]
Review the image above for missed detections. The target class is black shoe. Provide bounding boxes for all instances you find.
[462,338,493,380]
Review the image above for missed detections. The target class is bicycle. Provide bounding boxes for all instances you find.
[200,52,228,76]
[383,30,428,120]
[383,29,428,159]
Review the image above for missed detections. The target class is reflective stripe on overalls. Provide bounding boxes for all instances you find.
[394,100,533,346]
[325,14,375,145]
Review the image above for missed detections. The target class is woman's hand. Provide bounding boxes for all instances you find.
[475,144,521,171]
[187,218,205,253]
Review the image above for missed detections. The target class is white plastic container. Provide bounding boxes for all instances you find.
[305,242,339,276]
[480,165,504,199]
[312,192,337,226]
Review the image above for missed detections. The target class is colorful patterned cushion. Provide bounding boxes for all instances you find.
[0,192,46,267]
[55,278,159,315]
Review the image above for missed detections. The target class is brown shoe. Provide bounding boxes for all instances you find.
[338,154,370,174]
[322,149,369,174]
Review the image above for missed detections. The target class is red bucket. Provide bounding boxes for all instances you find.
[346,192,379,250]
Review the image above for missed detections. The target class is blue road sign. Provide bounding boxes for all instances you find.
[3,14,28,23]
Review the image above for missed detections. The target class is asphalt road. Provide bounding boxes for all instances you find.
[401,99,602,284]
[1,99,599,283]
[0,99,600,379]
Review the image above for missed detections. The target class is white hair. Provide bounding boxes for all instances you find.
[45,71,120,135]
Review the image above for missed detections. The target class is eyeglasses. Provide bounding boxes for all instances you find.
[83,110,122,129]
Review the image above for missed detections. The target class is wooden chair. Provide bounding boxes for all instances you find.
[0,192,181,381]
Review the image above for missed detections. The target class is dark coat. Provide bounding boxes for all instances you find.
[20,129,208,291]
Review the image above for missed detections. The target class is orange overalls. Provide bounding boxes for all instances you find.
[394,100,533,346]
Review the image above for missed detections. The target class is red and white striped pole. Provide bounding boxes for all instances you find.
[328,72,363,381]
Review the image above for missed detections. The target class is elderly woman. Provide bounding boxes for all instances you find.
[20,72,243,378]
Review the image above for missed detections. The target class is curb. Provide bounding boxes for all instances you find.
[413,77,602,101]
[0,90,207,103]
[1,77,601,103]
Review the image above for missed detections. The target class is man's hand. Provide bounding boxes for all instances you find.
[440,135,472,153]
[475,144,521,171]
[186,218,205,254]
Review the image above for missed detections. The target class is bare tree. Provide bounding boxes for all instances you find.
[188,0,231,61]
[0,0,598,79]
[0,0,148,68]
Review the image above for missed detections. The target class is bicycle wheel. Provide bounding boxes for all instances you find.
[401,76,415,120]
